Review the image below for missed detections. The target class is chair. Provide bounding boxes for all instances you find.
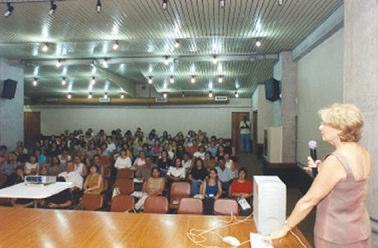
[82,193,103,211]
[114,178,134,195]
[169,182,191,209]
[116,169,134,179]
[214,199,239,216]
[110,195,135,212]
[178,198,203,215]
[144,196,168,214]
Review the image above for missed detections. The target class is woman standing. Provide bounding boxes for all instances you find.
[269,104,371,247]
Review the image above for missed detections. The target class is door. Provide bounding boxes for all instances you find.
[24,112,41,147]
[231,112,250,154]
[252,111,258,154]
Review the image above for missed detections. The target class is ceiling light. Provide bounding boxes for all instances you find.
[104,92,108,99]
[90,60,96,67]
[220,0,225,8]
[148,76,153,84]
[88,93,93,99]
[174,40,180,48]
[41,43,49,53]
[101,58,108,67]
[212,55,218,65]
[32,78,38,87]
[191,75,196,84]
[56,59,62,68]
[218,75,224,83]
[120,94,125,99]
[90,76,96,85]
[162,0,168,10]
[164,56,170,65]
[278,0,284,6]
[255,39,262,47]
[61,77,66,86]
[163,93,167,99]
[182,92,185,97]
[67,93,72,99]
[112,40,119,50]
[4,3,14,17]
[169,75,175,84]
[49,1,57,16]
[209,91,213,98]
[96,0,102,13]
[235,91,239,98]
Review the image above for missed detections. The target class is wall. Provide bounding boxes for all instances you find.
[296,28,344,165]
[0,59,24,150]
[26,98,251,139]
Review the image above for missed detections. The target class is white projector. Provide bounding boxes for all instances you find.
[25,176,57,185]
[253,176,286,235]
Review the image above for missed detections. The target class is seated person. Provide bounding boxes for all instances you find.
[215,156,234,194]
[133,151,147,168]
[9,167,34,207]
[135,167,165,210]
[83,165,104,194]
[114,150,132,169]
[188,158,208,196]
[0,152,17,187]
[230,168,253,216]
[204,152,217,170]
[156,150,172,176]
[181,153,192,171]
[135,157,155,181]
[73,155,87,177]
[193,146,206,160]
[58,149,71,166]
[166,158,186,188]
[224,153,238,178]
[200,168,222,215]
[45,177,73,209]
[24,155,39,175]
[47,155,65,176]
[35,149,47,165]
[59,161,83,191]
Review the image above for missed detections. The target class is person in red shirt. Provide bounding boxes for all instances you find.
[230,167,253,216]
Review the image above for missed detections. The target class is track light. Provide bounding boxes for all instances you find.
[61,77,66,86]
[41,43,49,53]
[182,92,185,97]
[33,78,38,87]
[220,0,225,8]
[49,1,57,16]
[235,91,239,98]
[174,40,180,48]
[278,0,284,6]
[191,75,196,84]
[164,56,170,65]
[255,39,262,48]
[162,0,168,10]
[56,59,62,68]
[96,0,102,13]
[163,93,167,99]
[218,75,224,83]
[120,94,125,99]
[88,93,93,99]
[209,91,213,98]
[169,75,175,84]
[148,76,153,84]
[104,92,108,99]
[112,40,119,50]
[90,76,96,85]
[101,58,108,68]
[67,93,72,99]
[4,2,14,17]
[212,55,218,65]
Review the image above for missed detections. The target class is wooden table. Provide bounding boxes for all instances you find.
[0,207,311,248]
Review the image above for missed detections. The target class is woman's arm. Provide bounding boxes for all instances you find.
[269,155,346,239]
[200,181,206,195]
[87,176,103,192]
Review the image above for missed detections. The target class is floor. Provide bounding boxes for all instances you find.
[238,152,315,247]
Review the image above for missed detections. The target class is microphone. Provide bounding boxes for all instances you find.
[308,140,318,177]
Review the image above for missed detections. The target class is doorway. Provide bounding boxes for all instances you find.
[24,112,41,147]
[231,112,250,154]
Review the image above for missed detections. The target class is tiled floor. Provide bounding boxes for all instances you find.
[238,153,315,247]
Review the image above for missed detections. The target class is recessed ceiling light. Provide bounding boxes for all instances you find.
[112,40,119,50]
[255,39,262,47]
[209,91,213,98]
[218,75,224,83]
[169,75,175,84]
[67,93,72,99]
[163,93,167,99]
[220,0,225,8]
[278,0,284,6]
[174,40,180,48]
[32,78,38,87]
[61,77,66,86]
[164,56,171,65]
[88,93,93,99]
[191,75,196,84]
[104,92,108,99]
[49,1,57,16]
[212,55,218,65]
[148,76,153,84]
[41,43,49,53]
[90,76,96,85]
[56,59,63,68]
[120,94,125,99]
[101,58,108,68]
[162,0,168,10]
[96,0,102,13]
[182,91,185,97]
[4,3,14,17]
[235,91,239,98]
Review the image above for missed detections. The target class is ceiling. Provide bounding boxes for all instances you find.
[0,0,343,99]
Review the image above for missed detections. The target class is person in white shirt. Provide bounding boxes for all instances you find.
[224,153,238,178]
[239,116,251,152]
[105,137,116,154]
[58,161,83,190]
[133,151,146,168]
[114,150,132,169]
[193,146,206,160]
[182,153,192,171]
[58,149,72,166]
[24,155,39,175]
[73,155,87,177]
[166,158,186,188]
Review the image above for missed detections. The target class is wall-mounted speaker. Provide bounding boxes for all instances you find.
[1,79,18,99]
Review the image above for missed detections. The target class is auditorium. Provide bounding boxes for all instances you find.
[0,0,377,247]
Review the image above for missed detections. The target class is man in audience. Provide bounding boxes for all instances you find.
[215,156,234,195]
[59,161,83,190]
[166,158,186,188]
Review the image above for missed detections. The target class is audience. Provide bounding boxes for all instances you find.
[114,150,132,169]
[24,155,39,175]
[166,158,186,188]
[135,167,165,210]
[83,165,103,194]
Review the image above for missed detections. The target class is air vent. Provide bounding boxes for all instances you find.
[99,97,111,103]
[155,97,168,103]
[214,96,228,102]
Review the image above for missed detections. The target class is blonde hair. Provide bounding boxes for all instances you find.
[319,103,364,142]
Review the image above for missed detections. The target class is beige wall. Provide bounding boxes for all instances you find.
[296,28,344,164]
[26,98,251,139]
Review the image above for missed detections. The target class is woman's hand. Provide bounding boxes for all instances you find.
[265,225,290,240]
[304,156,321,173]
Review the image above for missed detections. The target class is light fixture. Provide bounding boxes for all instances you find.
[162,0,168,10]
[163,93,167,99]
[191,75,196,84]
[112,40,119,50]
[96,0,102,13]
[218,75,224,83]
[88,93,93,99]
[104,92,108,99]
[212,55,218,65]
[90,76,96,85]
[209,91,213,98]
[49,1,57,16]
[61,77,66,86]
[32,78,38,87]
[235,91,239,98]
[120,94,125,99]
[220,0,225,8]
[255,39,262,48]
[101,58,108,67]
[278,0,284,6]
[148,76,153,84]
[182,91,185,97]
[56,59,62,68]
[4,2,14,17]
[174,40,180,48]
[164,56,170,65]
[90,60,96,67]
[67,93,72,99]
[169,75,175,84]
[41,43,49,53]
